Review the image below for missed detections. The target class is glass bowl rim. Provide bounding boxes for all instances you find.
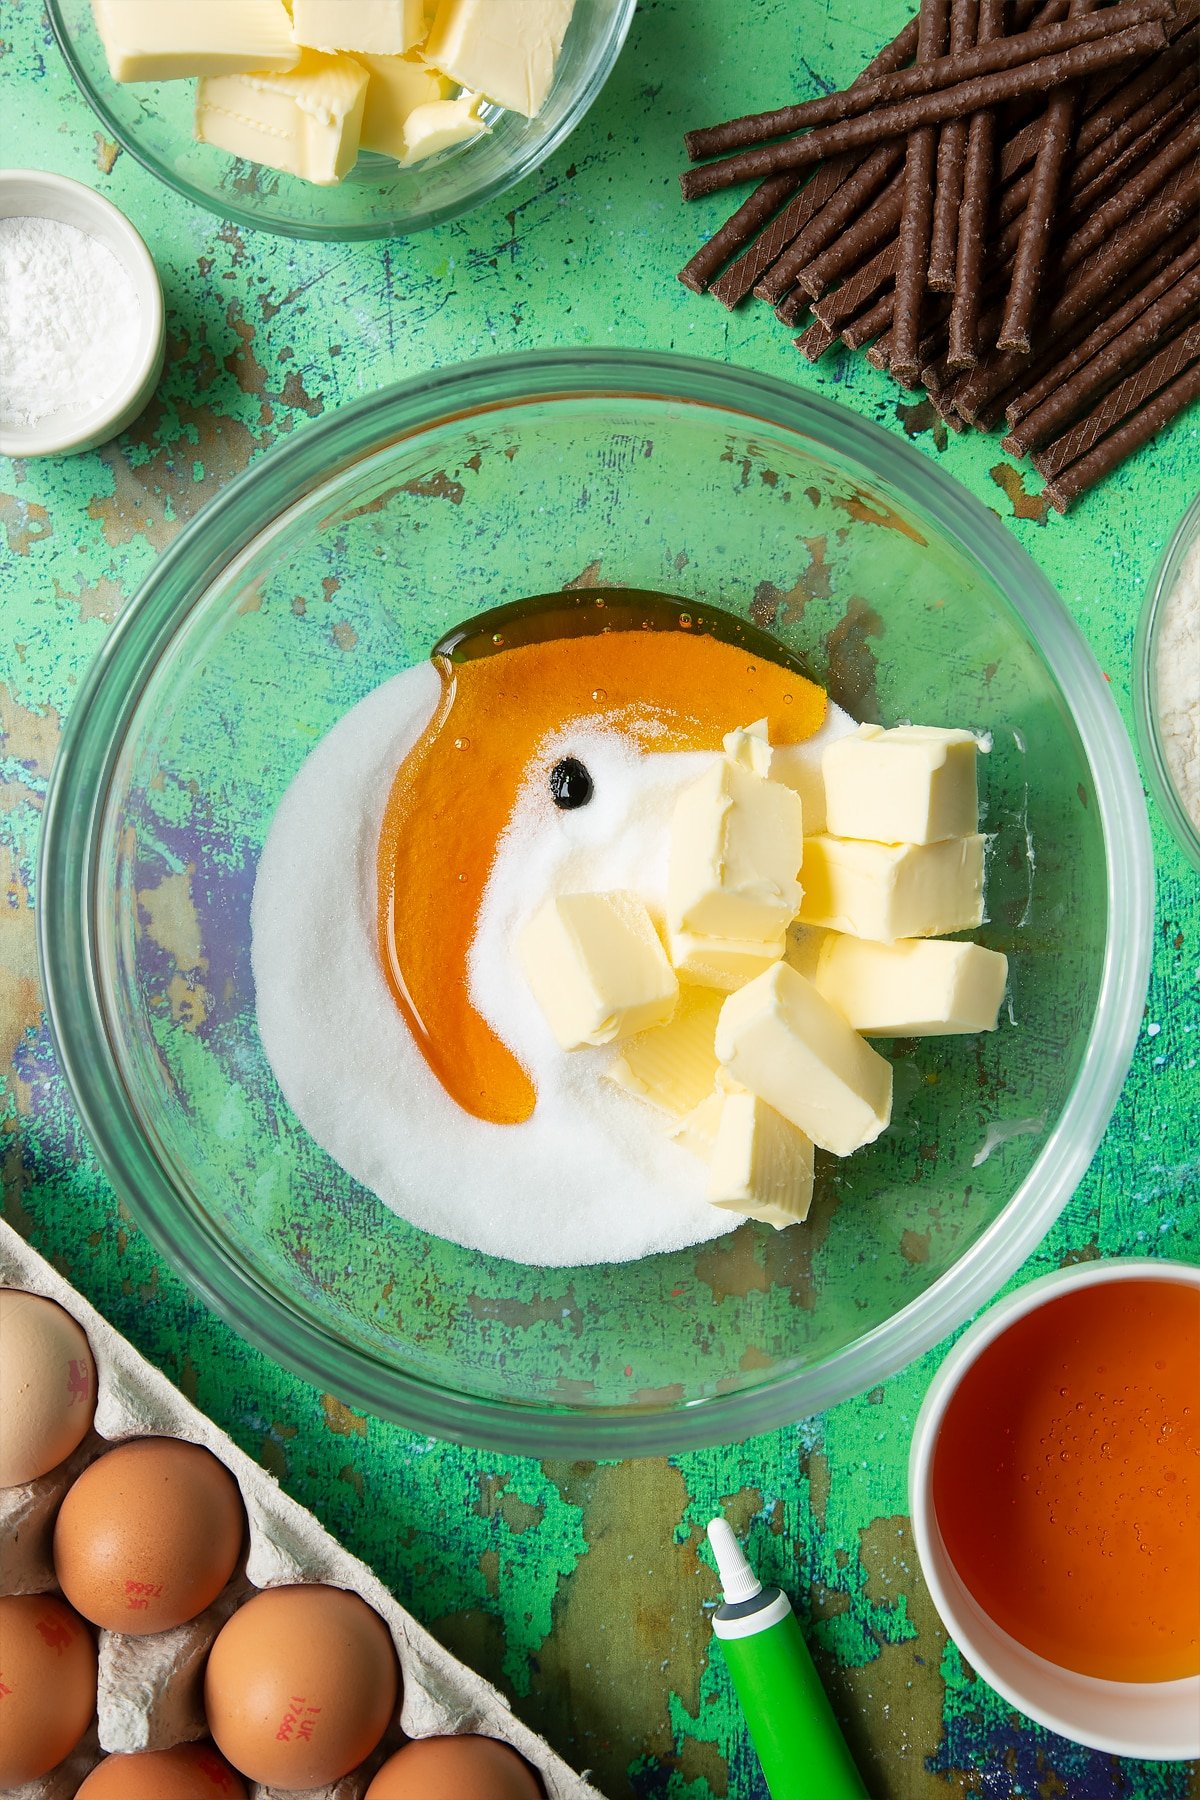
[1133,489,1200,873]
[37,347,1154,1453]
[44,0,638,241]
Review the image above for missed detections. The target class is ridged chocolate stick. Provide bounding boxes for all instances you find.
[999,0,1097,354]
[794,319,839,361]
[682,0,1170,160]
[892,0,950,377]
[795,171,906,300]
[947,0,1006,368]
[678,24,1166,201]
[841,288,898,348]
[928,0,978,289]
[678,174,803,294]
[1033,321,1200,479]
[1004,264,1200,454]
[1042,361,1200,510]
[753,146,903,304]
[954,160,1200,416]
[814,243,900,330]
[699,13,925,304]
[1005,233,1200,426]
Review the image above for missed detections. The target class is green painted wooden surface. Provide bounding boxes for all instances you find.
[2,0,1197,1792]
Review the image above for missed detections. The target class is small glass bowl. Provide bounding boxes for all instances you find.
[1134,491,1200,871]
[45,0,635,240]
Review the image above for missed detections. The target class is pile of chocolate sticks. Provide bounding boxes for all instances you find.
[678,0,1199,510]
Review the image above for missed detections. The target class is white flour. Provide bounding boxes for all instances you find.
[0,215,141,429]
[1156,532,1200,832]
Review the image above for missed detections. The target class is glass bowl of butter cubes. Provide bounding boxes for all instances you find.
[48,0,636,238]
[38,350,1153,1453]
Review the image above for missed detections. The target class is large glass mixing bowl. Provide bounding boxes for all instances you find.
[46,0,635,239]
[39,351,1153,1453]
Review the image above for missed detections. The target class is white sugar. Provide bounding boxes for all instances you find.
[252,667,853,1266]
[0,215,141,429]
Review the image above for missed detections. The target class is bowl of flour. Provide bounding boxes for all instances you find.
[0,169,164,459]
[1135,493,1200,872]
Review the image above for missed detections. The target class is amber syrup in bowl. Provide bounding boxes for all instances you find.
[911,1259,1200,1758]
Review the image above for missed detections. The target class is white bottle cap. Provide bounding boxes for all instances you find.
[707,1515,763,1605]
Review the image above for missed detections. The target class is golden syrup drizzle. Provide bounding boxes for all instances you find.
[377,593,827,1125]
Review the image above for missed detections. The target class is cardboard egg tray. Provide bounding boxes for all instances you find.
[0,1221,601,1800]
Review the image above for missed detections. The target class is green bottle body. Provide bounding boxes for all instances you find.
[715,1593,867,1800]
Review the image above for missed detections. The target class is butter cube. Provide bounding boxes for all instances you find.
[722,718,773,779]
[797,834,986,942]
[401,91,487,163]
[519,891,677,1051]
[358,53,452,156]
[607,986,723,1118]
[671,1087,728,1160]
[94,0,299,81]
[668,760,804,943]
[196,52,368,185]
[291,0,424,53]
[423,0,574,116]
[707,1091,815,1229]
[815,935,1008,1036]
[716,962,892,1156]
[667,925,785,993]
[769,742,828,835]
[784,923,828,981]
[824,724,979,845]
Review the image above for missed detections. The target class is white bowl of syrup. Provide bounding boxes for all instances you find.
[910,1258,1200,1759]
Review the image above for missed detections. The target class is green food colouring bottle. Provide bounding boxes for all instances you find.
[708,1517,867,1800]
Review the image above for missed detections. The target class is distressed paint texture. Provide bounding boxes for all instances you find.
[1,0,1197,1795]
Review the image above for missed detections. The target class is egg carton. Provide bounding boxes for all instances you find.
[0,1222,602,1800]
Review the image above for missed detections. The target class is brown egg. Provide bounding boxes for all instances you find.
[365,1735,544,1800]
[0,1288,97,1487]
[205,1584,399,1788]
[0,1593,97,1785]
[76,1742,249,1799]
[53,1437,245,1634]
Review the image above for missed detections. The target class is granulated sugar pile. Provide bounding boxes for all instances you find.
[1156,530,1200,835]
[252,667,853,1266]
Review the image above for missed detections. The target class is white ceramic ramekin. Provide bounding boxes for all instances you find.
[0,168,165,459]
[910,1257,1200,1760]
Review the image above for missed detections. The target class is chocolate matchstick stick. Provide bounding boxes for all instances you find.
[954,160,1200,415]
[999,0,1098,354]
[841,288,897,348]
[947,0,1006,368]
[752,146,903,305]
[1005,233,1200,426]
[892,0,950,378]
[681,0,1170,161]
[678,174,803,294]
[794,319,839,361]
[794,171,906,300]
[1003,264,1200,454]
[1032,321,1200,479]
[928,0,978,289]
[690,11,926,301]
[1041,360,1200,510]
[678,24,1166,202]
[691,0,1083,303]
[814,243,900,330]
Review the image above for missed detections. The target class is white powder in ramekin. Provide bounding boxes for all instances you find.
[0,215,141,429]
[1156,532,1200,833]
